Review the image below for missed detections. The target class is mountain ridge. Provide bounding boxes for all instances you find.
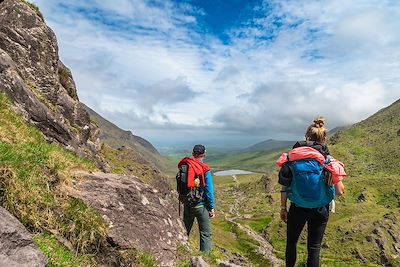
[83,103,167,171]
[242,139,294,152]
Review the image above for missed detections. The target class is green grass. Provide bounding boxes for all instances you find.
[210,163,397,266]
[0,92,107,264]
[208,150,285,173]
[33,233,95,267]
[213,219,272,266]
[238,217,272,234]
[100,144,159,184]
[181,216,272,266]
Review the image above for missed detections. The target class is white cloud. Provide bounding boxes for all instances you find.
[32,0,400,146]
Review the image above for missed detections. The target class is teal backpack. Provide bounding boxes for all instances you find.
[286,158,335,208]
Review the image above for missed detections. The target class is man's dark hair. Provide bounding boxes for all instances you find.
[193,144,206,156]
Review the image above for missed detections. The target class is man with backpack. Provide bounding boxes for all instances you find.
[177,144,215,252]
[276,126,345,267]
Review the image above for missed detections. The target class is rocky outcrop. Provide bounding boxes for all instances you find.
[0,207,47,267]
[218,261,242,267]
[191,256,210,267]
[68,172,187,266]
[0,0,105,168]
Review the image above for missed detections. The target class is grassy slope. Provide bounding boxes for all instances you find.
[243,139,294,152]
[206,99,400,266]
[207,149,288,173]
[0,92,107,265]
[85,104,169,172]
[324,98,400,265]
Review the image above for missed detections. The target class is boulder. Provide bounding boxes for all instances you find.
[191,256,210,267]
[0,207,47,267]
[68,172,187,266]
[218,261,242,267]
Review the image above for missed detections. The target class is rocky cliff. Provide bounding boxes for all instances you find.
[0,0,187,266]
[0,0,105,168]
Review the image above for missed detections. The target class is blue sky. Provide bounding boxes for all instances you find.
[33,0,400,147]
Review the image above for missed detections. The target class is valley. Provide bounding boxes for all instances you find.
[0,1,399,266]
[166,99,400,266]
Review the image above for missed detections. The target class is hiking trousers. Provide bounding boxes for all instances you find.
[285,204,329,267]
[183,204,212,252]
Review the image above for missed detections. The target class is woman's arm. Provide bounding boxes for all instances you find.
[334,181,344,196]
[280,186,288,223]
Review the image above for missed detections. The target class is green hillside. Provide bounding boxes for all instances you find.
[243,139,294,152]
[323,98,400,265]
[206,98,400,266]
[0,93,106,266]
[205,139,293,173]
[330,98,400,176]
[208,148,289,173]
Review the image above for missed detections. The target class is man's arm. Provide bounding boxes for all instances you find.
[204,171,215,217]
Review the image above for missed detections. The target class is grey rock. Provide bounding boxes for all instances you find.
[0,0,106,169]
[69,172,188,267]
[191,256,210,267]
[0,207,47,267]
[218,261,242,267]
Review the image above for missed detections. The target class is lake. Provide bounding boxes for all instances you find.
[214,169,254,176]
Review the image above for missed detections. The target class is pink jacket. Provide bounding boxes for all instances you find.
[276,147,346,184]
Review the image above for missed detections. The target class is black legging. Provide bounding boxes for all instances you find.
[286,204,329,267]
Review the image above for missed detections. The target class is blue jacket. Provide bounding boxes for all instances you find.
[197,170,215,211]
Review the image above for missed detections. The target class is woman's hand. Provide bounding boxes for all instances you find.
[334,181,345,196]
[280,209,288,223]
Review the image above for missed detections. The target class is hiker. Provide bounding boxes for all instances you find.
[276,126,345,267]
[177,144,215,252]
[305,116,325,141]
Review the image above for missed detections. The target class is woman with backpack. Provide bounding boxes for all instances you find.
[277,126,345,267]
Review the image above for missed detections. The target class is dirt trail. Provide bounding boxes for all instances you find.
[224,175,283,267]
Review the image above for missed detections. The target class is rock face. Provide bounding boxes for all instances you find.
[0,207,47,267]
[69,172,187,266]
[191,256,210,267]
[0,0,104,168]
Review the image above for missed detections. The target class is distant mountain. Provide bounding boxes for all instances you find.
[83,104,168,171]
[242,139,294,152]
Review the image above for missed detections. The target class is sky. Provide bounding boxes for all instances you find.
[33,0,400,148]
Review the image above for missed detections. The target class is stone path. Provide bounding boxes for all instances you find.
[224,175,283,267]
